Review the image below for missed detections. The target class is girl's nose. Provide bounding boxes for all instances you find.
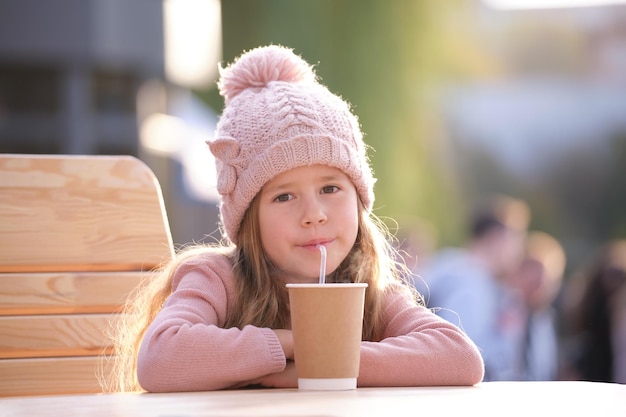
[302,200,328,226]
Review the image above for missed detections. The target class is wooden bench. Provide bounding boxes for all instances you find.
[0,154,174,396]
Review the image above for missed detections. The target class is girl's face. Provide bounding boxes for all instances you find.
[258,164,360,284]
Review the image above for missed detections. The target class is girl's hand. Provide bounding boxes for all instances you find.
[250,361,298,388]
[273,329,294,360]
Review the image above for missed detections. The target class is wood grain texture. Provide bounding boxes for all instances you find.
[0,271,146,315]
[0,154,174,272]
[0,314,119,358]
[0,154,175,396]
[0,356,111,397]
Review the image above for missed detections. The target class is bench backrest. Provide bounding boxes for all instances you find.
[0,154,174,396]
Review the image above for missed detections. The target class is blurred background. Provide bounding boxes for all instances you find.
[1,0,625,276]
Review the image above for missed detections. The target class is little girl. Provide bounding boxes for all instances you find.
[106,45,484,392]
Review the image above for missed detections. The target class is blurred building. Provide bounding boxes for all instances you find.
[0,0,164,155]
[0,0,223,246]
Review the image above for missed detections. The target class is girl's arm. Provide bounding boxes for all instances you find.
[136,266,286,392]
[358,288,485,387]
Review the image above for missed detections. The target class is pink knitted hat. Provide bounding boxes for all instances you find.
[208,45,375,244]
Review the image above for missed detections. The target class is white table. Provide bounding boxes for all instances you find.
[1,381,624,417]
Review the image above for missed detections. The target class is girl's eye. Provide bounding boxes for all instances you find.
[322,185,339,194]
[274,193,292,202]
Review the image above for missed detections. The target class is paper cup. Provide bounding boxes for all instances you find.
[286,283,367,390]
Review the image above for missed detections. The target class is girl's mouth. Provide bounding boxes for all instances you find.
[300,239,332,251]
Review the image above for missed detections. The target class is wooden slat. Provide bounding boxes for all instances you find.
[0,154,175,396]
[0,314,118,359]
[0,357,111,397]
[0,154,174,272]
[0,271,146,315]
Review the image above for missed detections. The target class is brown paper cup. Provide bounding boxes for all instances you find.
[286,283,367,390]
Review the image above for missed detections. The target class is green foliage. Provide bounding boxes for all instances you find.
[196,0,468,246]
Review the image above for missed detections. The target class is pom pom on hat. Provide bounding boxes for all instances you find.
[209,45,375,244]
[218,45,317,104]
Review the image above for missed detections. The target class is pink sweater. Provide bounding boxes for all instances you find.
[137,252,484,392]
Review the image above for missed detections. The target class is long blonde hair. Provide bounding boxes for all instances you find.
[101,194,417,392]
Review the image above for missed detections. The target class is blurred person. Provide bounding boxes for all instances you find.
[560,240,626,384]
[419,195,530,381]
[613,277,626,384]
[509,231,566,381]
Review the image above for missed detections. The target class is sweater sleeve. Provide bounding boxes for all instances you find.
[358,288,485,387]
[136,256,286,392]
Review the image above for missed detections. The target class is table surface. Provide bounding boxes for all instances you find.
[1,381,625,417]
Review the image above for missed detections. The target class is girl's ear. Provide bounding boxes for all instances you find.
[207,138,241,195]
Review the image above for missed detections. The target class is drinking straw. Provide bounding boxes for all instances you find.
[316,244,327,284]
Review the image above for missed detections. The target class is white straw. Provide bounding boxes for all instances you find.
[317,244,327,284]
